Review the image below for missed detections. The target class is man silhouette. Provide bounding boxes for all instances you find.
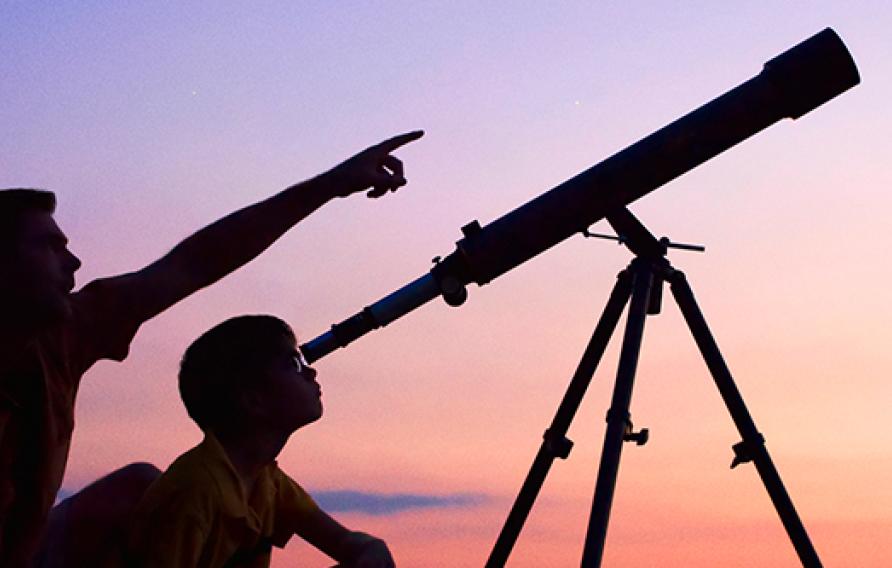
[0,130,422,567]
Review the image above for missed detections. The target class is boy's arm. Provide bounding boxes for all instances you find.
[74,131,423,364]
[295,508,394,568]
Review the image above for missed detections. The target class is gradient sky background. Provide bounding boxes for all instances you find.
[3,2,891,566]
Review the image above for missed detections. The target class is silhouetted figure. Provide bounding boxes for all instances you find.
[127,315,393,567]
[0,130,422,568]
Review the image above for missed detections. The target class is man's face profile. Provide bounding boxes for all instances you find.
[0,210,81,327]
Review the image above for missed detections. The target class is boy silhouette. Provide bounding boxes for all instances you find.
[0,130,421,567]
[127,315,393,568]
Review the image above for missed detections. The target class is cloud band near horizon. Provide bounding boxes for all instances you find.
[312,490,489,516]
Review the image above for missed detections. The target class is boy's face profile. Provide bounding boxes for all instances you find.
[246,338,323,433]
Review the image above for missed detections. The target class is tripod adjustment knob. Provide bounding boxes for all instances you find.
[623,427,649,446]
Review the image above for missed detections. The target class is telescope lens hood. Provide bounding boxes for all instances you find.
[762,27,860,119]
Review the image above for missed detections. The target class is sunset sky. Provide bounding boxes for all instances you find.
[3,2,891,566]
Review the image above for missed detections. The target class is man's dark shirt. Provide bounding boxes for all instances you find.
[0,279,140,567]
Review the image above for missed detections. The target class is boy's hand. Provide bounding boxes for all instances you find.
[351,537,394,567]
[333,531,395,568]
[321,131,424,199]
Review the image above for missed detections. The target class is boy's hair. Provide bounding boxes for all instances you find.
[0,188,57,255]
[179,315,296,432]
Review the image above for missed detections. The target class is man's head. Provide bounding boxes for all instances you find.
[178,315,323,437]
[0,189,81,330]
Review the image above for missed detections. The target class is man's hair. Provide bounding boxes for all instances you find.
[179,315,295,432]
[0,189,57,254]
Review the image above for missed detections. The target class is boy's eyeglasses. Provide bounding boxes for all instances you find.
[292,351,310,374]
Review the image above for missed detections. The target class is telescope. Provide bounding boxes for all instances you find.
[302,27,859,363]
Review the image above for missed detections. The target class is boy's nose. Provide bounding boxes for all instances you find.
[66,249,82,272]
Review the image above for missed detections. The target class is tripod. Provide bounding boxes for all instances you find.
[485,208,822,567]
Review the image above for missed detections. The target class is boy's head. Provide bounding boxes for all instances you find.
[0,188,81,328]
[178,315,322,437]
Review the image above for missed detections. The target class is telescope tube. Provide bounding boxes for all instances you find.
[302,28,859,363]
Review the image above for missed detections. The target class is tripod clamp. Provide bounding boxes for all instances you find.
[543,429,574,459]
[731,433,766,469]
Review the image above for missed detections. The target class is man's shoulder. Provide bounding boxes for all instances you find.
[67,277,143,363]
[27,276,140,380]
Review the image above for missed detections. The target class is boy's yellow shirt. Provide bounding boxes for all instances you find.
[127,433,319,568]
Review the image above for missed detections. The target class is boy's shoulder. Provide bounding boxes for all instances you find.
[136,435,319,526]
[135,436,230,518]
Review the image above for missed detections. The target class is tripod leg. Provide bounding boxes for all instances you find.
[581,259,655,567]
[668,270,822,568]
[486,270,634,568]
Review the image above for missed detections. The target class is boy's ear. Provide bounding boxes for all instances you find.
[238,389,266,416]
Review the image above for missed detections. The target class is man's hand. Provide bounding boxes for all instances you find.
[321,131,424,199]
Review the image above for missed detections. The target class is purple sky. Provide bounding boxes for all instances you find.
[3,2,891,566]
